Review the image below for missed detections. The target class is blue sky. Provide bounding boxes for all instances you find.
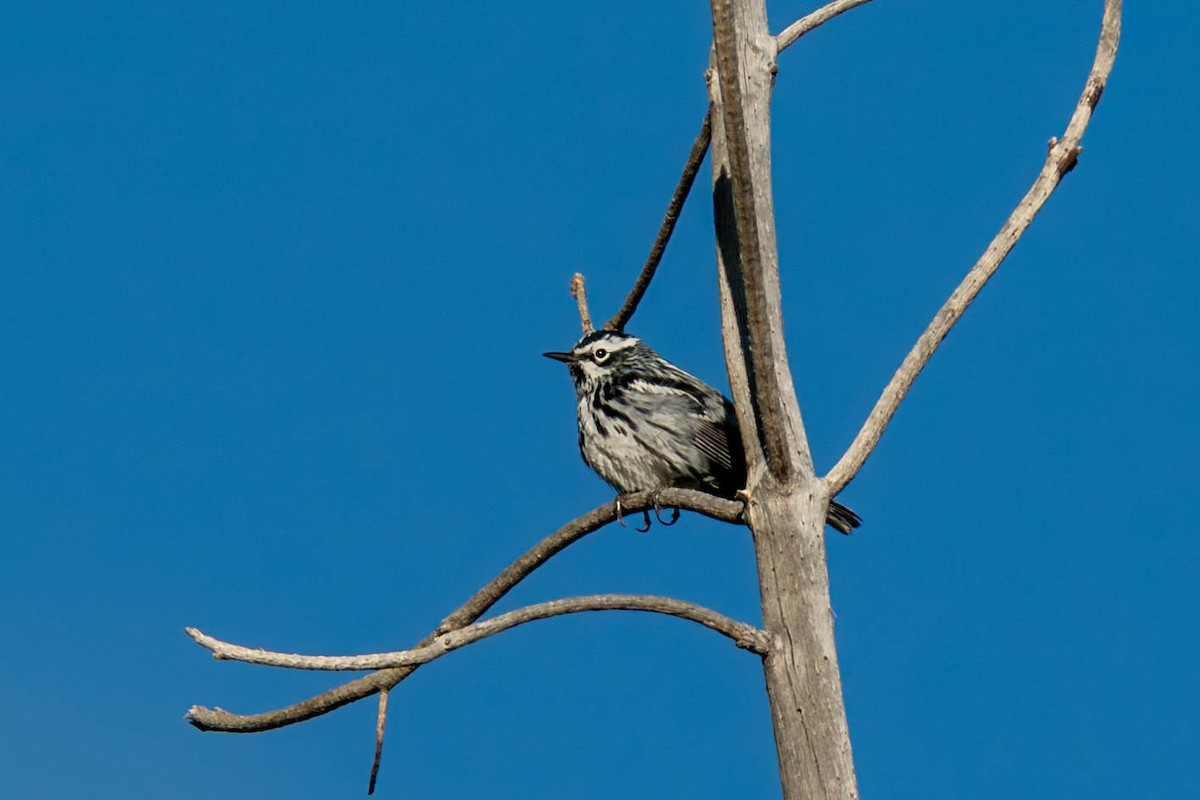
[2,1,1196,798]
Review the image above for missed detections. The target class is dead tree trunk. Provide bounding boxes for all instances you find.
[708,0,857,797]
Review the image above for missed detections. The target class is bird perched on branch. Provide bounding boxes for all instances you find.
[545,329,860,534]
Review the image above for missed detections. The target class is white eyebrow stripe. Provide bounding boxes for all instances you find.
[577,335,640,355]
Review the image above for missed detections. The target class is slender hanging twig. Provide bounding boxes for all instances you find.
[368,689,388,794]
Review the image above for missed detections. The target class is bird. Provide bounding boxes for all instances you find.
[544,329,860,534]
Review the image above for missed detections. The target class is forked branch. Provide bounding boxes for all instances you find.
[188,594,769,671]
[825,0,1122,495]
[186,488,743,734]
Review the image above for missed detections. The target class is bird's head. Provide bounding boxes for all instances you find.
[543,329,645,385]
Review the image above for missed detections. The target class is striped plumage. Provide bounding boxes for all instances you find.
[545,330,860,534]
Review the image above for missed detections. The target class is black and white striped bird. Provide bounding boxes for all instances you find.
[544,329,860,534]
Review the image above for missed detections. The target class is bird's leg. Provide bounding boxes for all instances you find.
[634,510,652,533]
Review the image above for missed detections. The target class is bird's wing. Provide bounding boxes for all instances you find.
[691,414,736,472]
[626,375,738,473]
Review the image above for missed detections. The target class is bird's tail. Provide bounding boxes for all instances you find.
[827,500,862,535]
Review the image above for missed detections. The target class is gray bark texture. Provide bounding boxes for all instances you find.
[708,0,858,797]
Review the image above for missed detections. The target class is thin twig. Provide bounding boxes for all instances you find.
[776,0,878,52]
[188,594,770,670]
[571,273,594,335]
[367,689,387,795]
[185,488,743,733]
[825,0,1122,495]
[606,109,714,332]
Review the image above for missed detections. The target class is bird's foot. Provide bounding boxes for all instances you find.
[651,489,680,526]
[615,492,673,532]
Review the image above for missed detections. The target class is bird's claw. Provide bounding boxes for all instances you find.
[650,491,679,526]
[655,506,680,526]
[615,492,678,532]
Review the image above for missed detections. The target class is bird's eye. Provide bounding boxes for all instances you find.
[593,348,609,363]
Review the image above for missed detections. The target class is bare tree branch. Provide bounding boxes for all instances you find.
[571,273,595,335]
[825,0,1122,496]
[776,0,878,52]
[605,109,714,332]
[711,0,811,484]
[188,595,770,671]
[185,488,743,733]
[436,488,742,634]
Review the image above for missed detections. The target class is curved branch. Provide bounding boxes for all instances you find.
[776,0,878,52]
[825,0,1122,495]
[188,594,770,671]
[606,109,713,332]
[186,488,744,733]
[437,488,742,632]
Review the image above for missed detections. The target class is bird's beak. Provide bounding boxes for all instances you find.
[542,350,575,363]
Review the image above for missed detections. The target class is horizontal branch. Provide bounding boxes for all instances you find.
[776,0,878,52]
[186,488,744,733]
[824,0,1122,495]
[188,594,770,671]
